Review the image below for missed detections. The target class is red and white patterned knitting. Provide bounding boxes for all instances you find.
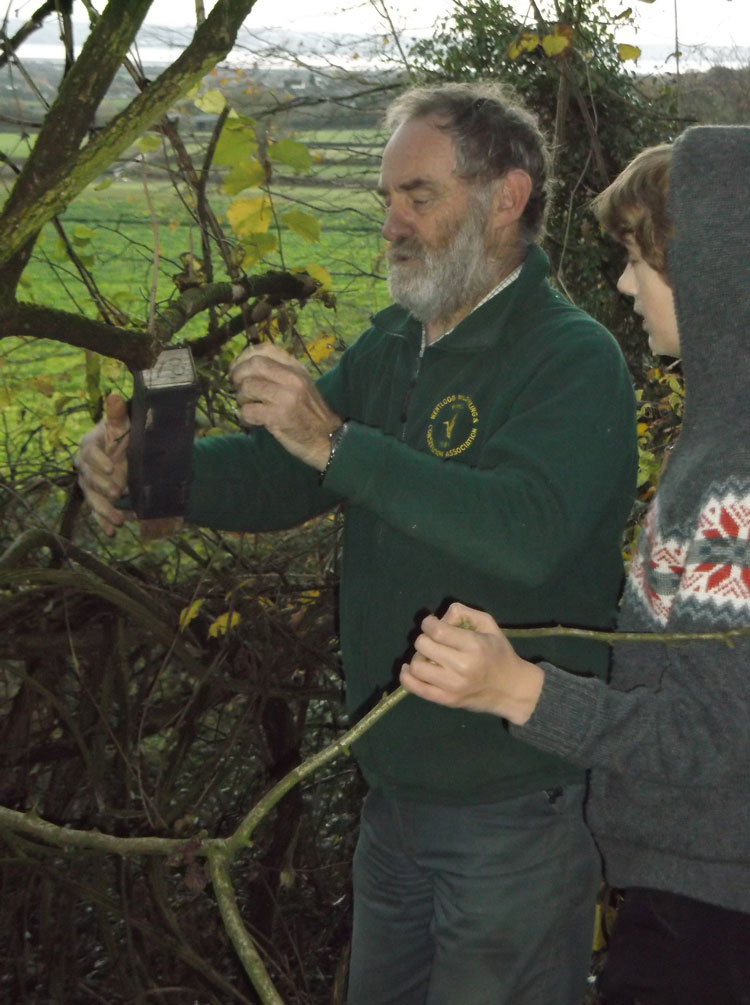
[629,486,750,627]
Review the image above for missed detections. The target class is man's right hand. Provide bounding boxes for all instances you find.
[75,392,132,536]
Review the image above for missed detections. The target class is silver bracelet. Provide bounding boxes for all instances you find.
[320,422,348,483]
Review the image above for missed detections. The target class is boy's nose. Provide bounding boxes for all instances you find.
[617,262,636,297]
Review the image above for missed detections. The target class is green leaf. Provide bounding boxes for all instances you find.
[72,225,96,243]
[214,118,258,167]
[85,351,101,421]
[282,209,320,243]
[268,138,313,174]
[137,134,161,153]
[222,157,267,195]
[239,232,278,266]
[93,177,114,191]
[194,88,226,114]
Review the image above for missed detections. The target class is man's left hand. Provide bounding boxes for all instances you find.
[230,343,342,470]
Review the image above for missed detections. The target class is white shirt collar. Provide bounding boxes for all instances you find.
[424,264,523,348]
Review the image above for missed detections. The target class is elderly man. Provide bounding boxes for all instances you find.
[77,82,637,1003]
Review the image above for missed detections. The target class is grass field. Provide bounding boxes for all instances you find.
[1,130,393,472]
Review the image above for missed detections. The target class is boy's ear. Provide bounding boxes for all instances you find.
[492,169,533,226]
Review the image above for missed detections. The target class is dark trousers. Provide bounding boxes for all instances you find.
[598,886,750,1004]
[347,785,600,1005]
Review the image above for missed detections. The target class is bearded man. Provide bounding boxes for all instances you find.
[77,82,637,1004]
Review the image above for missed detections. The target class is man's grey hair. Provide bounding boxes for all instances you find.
[385,81,550,243]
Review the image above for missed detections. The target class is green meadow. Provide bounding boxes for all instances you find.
[1,130,393,471]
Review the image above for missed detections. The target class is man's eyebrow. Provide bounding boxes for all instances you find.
[376,177,440,197]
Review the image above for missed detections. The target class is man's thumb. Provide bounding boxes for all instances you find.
[105,392,129,433]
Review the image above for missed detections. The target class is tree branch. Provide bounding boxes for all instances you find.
[0,302,153,367]
[0,612,746,998]
[0,0,258,270]
[0,270,319,368]
[0,0,74,71]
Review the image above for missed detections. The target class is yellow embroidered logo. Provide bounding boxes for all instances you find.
[427,395,479,458]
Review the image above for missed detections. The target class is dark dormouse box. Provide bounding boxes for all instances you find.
[127,348,199,519]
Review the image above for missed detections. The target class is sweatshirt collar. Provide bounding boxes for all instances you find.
[371,244,551,351]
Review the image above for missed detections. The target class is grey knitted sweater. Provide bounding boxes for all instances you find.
[512,125,750,913]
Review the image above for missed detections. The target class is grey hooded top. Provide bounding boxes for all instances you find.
[513,125,750,913]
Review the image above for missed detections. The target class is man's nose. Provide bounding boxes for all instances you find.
[382,203,413,242]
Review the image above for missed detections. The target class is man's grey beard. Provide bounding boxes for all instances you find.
[387,197,500,325]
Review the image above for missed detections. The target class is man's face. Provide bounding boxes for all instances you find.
[378,117,498,323]
[618,236,680,357]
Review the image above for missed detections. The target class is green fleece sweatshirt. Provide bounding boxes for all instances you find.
[189,245,637,804]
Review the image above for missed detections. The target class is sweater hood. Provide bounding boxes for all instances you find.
[668,125,750,442]
[618,125,750,633]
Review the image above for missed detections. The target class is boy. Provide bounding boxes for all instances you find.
[401,126,750,1003]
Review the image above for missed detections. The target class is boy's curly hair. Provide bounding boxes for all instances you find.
[592,144,673,276]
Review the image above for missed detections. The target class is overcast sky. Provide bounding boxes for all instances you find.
[135,0,748,49]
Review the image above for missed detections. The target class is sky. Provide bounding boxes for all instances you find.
[134,0,750,51]
[8,0,749,66]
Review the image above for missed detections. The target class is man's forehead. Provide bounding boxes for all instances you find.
[379,118,458,189]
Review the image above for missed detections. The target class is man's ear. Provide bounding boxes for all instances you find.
[492,169,533,226]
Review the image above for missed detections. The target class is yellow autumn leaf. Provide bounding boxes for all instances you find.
[636,422,649,436]
[208,611,242,638]
[299,263,332,291]
[507,31,539,60]
[298,589,321,604]
[306,334,336,365]
[617,43,642,62]
[541,24,574,57]
[179,598,205,631]
[226,195,273,236]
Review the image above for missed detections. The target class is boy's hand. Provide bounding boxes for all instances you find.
[400,602,544,725]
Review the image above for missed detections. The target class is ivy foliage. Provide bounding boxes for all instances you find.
[409,0,680,373]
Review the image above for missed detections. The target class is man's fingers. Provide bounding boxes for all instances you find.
[104,392,131,459]
[104,391,129,429]
[232,342,305,373]
[230,347,308,391]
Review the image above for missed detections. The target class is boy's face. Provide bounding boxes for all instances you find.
[618,237,680,357]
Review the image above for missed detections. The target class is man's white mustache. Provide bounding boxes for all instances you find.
[388,240,427,263]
